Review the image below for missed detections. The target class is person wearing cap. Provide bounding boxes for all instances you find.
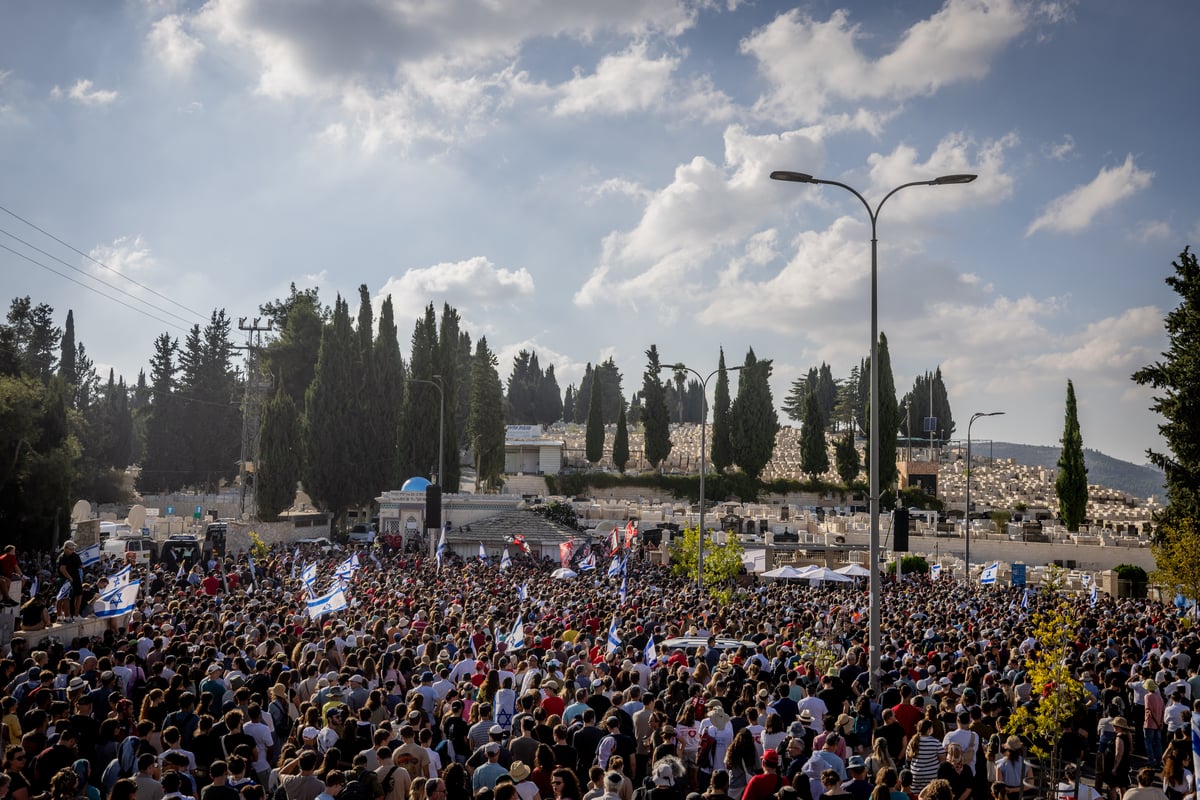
[994,736,1031,800]
[1101,717,1134,798]
[841,755,872,800]
[742,749,784,800]
[57,541,83,622]
[472,743,509,793]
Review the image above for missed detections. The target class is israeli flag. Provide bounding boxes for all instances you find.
[500,548,512,571]
[980,561,999,585]
[1021,588,1030,609]
[478,542,489,564]
[301,562,317,586]
[608,557,623,578]
[930,563,942,581]
[517,582,529,602]
[1090,581,1098,606]
[578,552,595,571]
[78,543,101,567]
[1081,573,1093,587]
[107,565,133,592]
[176,563,185,580]
[509,615,525,650]
[619,575,628,605]
[306,586,349,619]
[606,618,621,657]
[29,576,37,597]
[436,527,447,571]
[1191,701,1200,787]
[644,636,658,668]
[56,581,72,601]
[95,580,140,618]
[334,557,355,582]
[291,547,299,579]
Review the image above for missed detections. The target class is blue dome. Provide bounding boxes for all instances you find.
[401,476,431,492]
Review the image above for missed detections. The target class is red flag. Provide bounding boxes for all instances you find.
[608,526,620,556]
[624,520,637,549]
[511,534,531,556]
[559,539,575,567]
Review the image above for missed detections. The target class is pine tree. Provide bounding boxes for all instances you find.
[730,348,778,481]
[257,386,302,521]
[260,286,325,408]
[613,403,629,473]
[304,295,359,524]
[835,431,860,485]
[597,357,624,423]
[469,337,505,490]
[585,373,604,464]
[641,346,672,470]
[1133,247,1200,527]
[800,390,829,479]
[711,348,732,473]
[1055,379,1089,532]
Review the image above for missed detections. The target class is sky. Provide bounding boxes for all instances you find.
[1,0,1196,467]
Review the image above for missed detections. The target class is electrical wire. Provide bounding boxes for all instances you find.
[0,203,207,322]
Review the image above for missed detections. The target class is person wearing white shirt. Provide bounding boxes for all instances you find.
[245,705,276,784]
[1052,763,1103,800]
[1164,692,1189,733]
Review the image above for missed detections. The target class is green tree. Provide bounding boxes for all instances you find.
[1152,516,1200,609]
[781,367,816,423]
[1133,247,1200,528]
[506,350,537,423]
[585,372,604,464]
[730,348,778,481]
[437,303,463,492]
[538,363,563,424]
[800,390,829,479]
[257,386,302,521]
[574,363,593,424]
[374,296,407,490]
[352,285,377,507]
[668,525,745,598]
[710,348,732,473]
[596,357,625,423]
[835,431,860,485]
[563,384,575,424]
[138,333,180,494]
[469,337,505,490]
[641,346,672,470]
[1055,379,1088,532]
[59,310,77,401]
[402,304,440,480]
[261,285,325,408]
[6,297,60,382]
[816,363,837,426]
[899,367,956,444]
[304,295,358,525]
[862,334,900,490]
[613,403,629,473]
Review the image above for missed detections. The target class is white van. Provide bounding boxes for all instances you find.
[99,521,133,539]
[101,537,157,565]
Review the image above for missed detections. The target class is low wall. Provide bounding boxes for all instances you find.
[1,607,121,651]
[225,518,332,554]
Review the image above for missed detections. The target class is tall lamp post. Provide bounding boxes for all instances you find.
[659,361,743,591]
[769,169,976,690]
[412,375,444,488]
[965,411,1004,578]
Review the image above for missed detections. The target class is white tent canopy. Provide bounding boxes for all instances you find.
[803,567,854,583]
[835,564,871,578]
[761,565,809,579]
[550,568,577,579]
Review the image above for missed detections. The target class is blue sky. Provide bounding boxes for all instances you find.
[1,0,1195,466]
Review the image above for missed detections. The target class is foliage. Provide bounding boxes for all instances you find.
[886,554,929,574]
[248,530,269,563]
[469,337,506,490]
[437,303,463,493]
[1132,247,1200,529]
[585,371,604,464]
[990,509,1012,534]
[575,358,624,424]
[641,346,672,470]
[710,348,732,473]
[899,367,956,443]
[562,384,575,424]
[261,285,326,410]
[257,386,302,521]
[792,632,839,677]
[1113,563,1148,581]
[897,485,944,511]
[862,333,900,490]
[730,348,778,481]
[1055,380,1089,532]
[613,404,629,473]
[402,304,440,481]
[1003,599,1089,788]
[1151,517,1200,604]
[800,390,829,479]
[835,431,860,486]
[373,296,407,491]
[506,350,565,425]
[543,469,846,505]
[138,333,180,494]
[530,500,581,531]
[303,295,359,524]
[668,525,744,594]
[784,363,836,427]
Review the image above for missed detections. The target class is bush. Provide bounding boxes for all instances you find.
[1114,563,1148,581]
[898,486,945,512]
[886,555,929,574]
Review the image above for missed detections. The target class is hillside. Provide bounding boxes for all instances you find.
[988,442,1165,502]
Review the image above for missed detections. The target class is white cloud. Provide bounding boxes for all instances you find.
[554,43,678,116]
[88,235,157,277]
[51,79,119,107]
[147,15,205,74]
[1127,220,1172,244]
[1043,134,1075,160]
[1028,305,1162,373]
[375,256,535,322]
[742,0,1032,125]
[1027,154,1153,235]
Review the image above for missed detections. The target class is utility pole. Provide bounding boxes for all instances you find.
[237,317,273,520]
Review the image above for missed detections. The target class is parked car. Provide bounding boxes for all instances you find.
[659,636,758,656]
[101,536,158,565]
[159,535,203,569]
[348,523,376,544]
[296,536,335,553]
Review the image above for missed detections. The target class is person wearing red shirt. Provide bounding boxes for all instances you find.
[201,573,221,595]
[0,545,24,605]
[891,684,923,739]
[743,749,784,800]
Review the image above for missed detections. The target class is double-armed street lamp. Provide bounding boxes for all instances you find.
[769,169,976,690]
[965,410,1004,577]
[659,361,743,591]
[412,375,444,488]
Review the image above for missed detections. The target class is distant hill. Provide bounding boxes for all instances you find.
[987,442,1165,501]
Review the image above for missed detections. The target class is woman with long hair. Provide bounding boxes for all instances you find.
[905,720,945,794]
[3,746,30,800]
[935,744,972,800]
[723,728,759,799]
[550,768,581,800]
[441,763,471,800]
[865,738,896,784]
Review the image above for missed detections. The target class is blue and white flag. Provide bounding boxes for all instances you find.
[28,576,37,597]
[500,548,512,571]
[517,582,529,602]
[606,618,621,657]
[509,615,525,650]
[980,562,999,585]
[95,580,140,618]
[78,543,101,567]
[1191,701,1200,789]
[578,552,596,571]
[436,527,447,571]
[107,565,132,592]
[1081,573,1093,587]
[619,575,628,605]
[56,581,72,601]
[608,557,623,578]
[644,636,658,668]
[478,542,489,565]
[334,557,356,582]
[930,563,942,582]
[1090,581,1098,606]
[176,562,185,580]
[1021,588,1030,609]
[301,562,318,587]
[306,586,349,619]
[248,555,257,584]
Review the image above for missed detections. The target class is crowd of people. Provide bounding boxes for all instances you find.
[2,535,1198,800]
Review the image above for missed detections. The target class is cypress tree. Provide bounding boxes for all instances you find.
[437,303,463,492]
[304,295,358,524]
[585,372,604,464]
[402,304,440,481]
[862,333,900,490]
[817,362,837,427]
[710,348,732,472]
[575,364,593,424]
[800,390,829,479]
[469,337,505,490]
[1055,379,1089,532]
[563,384,575,424]
[506,350,534,423]
[730,348,778,481]
[613,403,629,473]
[257,386,302,521]
[641,346,671,470]
[59,310,77,403]
[538,363,564,424]
[598,357,624,423]
[353,285,376,506]
[138,333,179,494]
[374,296,406,491]
[835,431,860,485]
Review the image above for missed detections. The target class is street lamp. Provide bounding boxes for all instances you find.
[659,361,743,591]
[412,375,444,488]
[965,411,1004,578]
[770,168,976,690]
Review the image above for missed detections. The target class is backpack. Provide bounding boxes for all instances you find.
[381,766,400,794]
[340,779,373,800]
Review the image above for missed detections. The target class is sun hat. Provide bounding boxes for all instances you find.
[1111,716,1132,731]
[1004,735,1024,752]
[847,756,866,770]
[509,761,531,781]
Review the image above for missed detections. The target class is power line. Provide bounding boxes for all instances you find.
[0,226,198,328]
[0,203,207,322]
[0,241,192,334]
